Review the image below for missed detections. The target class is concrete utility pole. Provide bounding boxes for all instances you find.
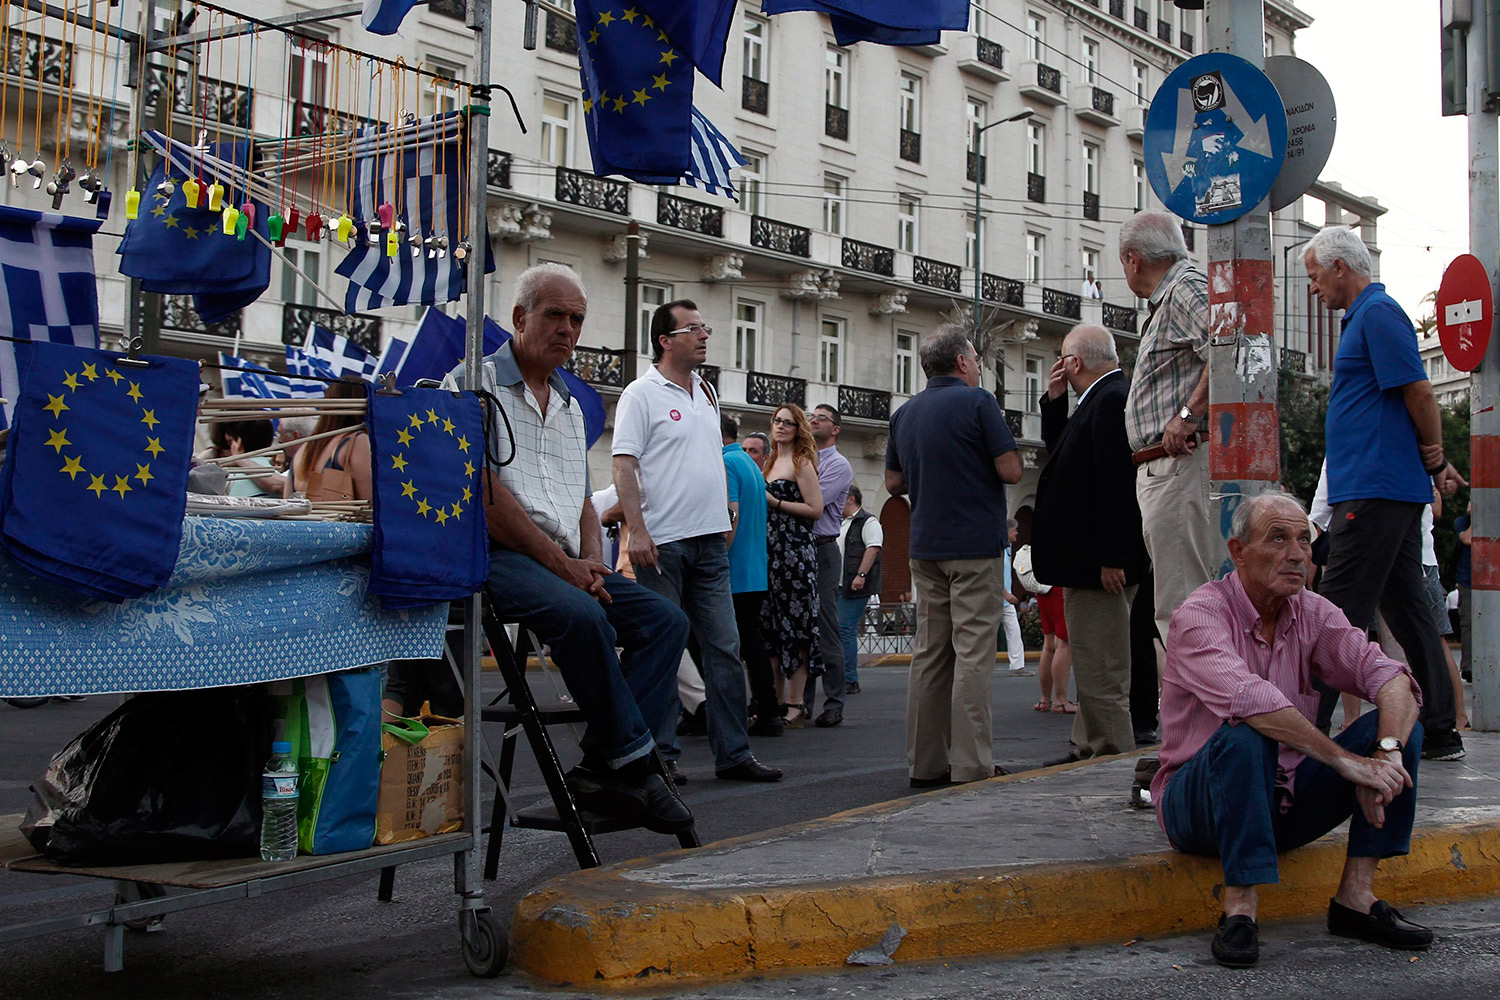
[1466,0,1499,729]
[1203,0,1280,561]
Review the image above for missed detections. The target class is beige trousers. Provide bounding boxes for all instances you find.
[1136,444,1225,643]
[1064,584,1137,758]
[906,557,1005,783]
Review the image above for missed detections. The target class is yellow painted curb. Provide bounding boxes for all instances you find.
[510,818,1500,987]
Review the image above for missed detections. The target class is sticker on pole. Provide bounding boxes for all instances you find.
[1143,53,1287,225]
[1436,253,1493,372]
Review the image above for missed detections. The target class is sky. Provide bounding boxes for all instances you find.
[1293,0,1470,319]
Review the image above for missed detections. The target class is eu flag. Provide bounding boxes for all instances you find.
[632,1,737,86]
[0,342,198,602]
[366,385,489,609]
[761,0,968,45]
[576,0,696,182]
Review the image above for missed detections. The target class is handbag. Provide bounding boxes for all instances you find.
[276,669,383,855]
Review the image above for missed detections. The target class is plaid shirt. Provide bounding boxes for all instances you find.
[1124,259,1210,452]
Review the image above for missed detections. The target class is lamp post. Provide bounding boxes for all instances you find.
[971,109,1034,331]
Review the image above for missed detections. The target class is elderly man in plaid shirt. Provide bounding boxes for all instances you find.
[1119,210,1226,649]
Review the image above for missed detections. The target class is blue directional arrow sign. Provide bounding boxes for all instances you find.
[1143,53,1288,225]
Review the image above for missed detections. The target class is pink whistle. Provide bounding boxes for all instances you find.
[240,202,255,228]
[377,202,395,229]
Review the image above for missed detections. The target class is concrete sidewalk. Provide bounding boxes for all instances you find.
[510,733,1500,987]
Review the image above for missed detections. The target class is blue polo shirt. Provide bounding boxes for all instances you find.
[723,442,768,593]
[1324,282,1432,504]
[886,376,1018,560]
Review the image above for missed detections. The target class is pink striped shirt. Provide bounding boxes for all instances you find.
[1152,572,1421,826]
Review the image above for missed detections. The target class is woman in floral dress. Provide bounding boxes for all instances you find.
[759,403,824,727]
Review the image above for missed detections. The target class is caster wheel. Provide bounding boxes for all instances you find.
[461,907,508,977]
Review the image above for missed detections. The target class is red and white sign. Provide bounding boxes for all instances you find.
[669,409,681,422]
[1436,253,1493,372]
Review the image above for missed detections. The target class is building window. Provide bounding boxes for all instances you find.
[744,15,767,81]
[1264,32,1274,57]
[1082,248,1102,298]
[1084,142,1100,195]
[740,151,765,216]
[1132,158,1146,211]
[280,244,323,306]
[823,173,846,234]
[819,317,844,384]
[825,45,848,110]
[966,97,986,154]
[900,73,922,133]
[897,196,920,254]
[1026,12,1045,61]
[1132,61,1148,104]
[423,59,463,117]
[1025,355,1044,412]
[965,213,982,269]
[970,1,990,40]
[1027,122,1045,175]
[638,282,670,355]
[735,299,761,371]
[287,35,330,134]
[1026,231,1044,284]
[540,93,572,166]
[895,331,916,395]
[1083,38,1100,85]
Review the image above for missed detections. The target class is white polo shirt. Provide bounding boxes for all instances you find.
[612,365,730,546]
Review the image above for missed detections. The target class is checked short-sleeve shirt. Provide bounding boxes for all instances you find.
[1124,259,1210,452]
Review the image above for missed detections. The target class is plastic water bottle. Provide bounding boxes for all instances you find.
[260,741,299,862]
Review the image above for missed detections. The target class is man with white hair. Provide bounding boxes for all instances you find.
[1118,210,1221,650]
[1304,225,1468,762]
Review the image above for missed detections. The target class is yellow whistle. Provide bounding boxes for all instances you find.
[124,187,141,220]
[386,229,399,257]
[336,215,354,243]
[221,205,240,235]
[182,177,201,209]
[207,181,224,212]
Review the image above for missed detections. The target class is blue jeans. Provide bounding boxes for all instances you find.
[1161,710,1423,886]
[837,590,870,685]
[484,548,688,770]
[636,535,752,771]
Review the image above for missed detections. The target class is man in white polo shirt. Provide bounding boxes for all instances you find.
[614,299,783,784]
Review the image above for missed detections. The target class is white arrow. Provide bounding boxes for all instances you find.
[1222,78,1274,158]
[1160,86,1196,188]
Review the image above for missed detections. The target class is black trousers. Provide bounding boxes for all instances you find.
[687,590,779,717]
[1317,498,1455,734]
[1129,566,1160,734]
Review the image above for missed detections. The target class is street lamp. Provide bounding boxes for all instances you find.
[972,109,1034,330]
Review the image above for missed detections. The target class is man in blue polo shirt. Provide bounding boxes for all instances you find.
[1304,225,1468,761]
[721,412,781,737]
[886,325,1023,787]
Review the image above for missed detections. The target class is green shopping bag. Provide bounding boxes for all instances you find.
[275,669,383,855]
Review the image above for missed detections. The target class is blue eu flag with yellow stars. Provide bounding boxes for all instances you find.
[576,0,696,182]
[366,385,488,609]
[0,342,198,602]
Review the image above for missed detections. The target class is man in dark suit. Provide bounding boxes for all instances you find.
[1033,325,1148,760]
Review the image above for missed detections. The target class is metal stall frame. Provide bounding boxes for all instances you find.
[0,0,503,976]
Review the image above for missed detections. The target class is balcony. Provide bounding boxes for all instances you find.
[1133,7,1149,30]
[1281,348,1308,374]
[1125,105,1147,140]
[746,371,807,408]
[1109,0,1125,16]
[956,34,1008,82]
[838,384,892,422]
[146,67,248,130]
[1182,223,1196,252]
[825,104,849,141]
[697,364,721,393]
[742,76,769,114]
[913,256,962,293]
[1027,172,1046,204]
[1157,19,1173,43]
[1180,30,1195,52]
[556,167,630,216]
[1018,61,1067,106]
[657,192,724,237]
[545,10,578,54]
[1042,287,1082,321]
[751,215,811,258]
[565,346,623,388]
[1083,191,1100,221]
[1075,85,1119,126]
[161,294,240,339]
[428,0,466,19]
[983,273,1026,307]
[281,303,382,354]
[5,32,72,88]
[966,151,987,184]
[486,150,511,189]
[899,128,922,163]
[1102,302,1139,335]
[1003,408,1024,440]
[841,237,895,277]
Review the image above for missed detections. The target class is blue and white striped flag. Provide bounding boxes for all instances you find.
[219,352,328,400]
[361,0,422,35]
[304,323,379,380]
[0,207,102,430]
[681,108,748,201]
[285,344,338,383]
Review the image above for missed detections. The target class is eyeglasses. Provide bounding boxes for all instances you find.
[667,324,713,337]
[771,417,798,427]
[1060,354,1080,364]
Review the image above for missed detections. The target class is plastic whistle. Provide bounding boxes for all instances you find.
[235,212,249,241]
[182,177,201,209]
[305,212,323,242]
[377,202,395,229]
[286,206,301,234]
[125,187,141,219]
[385,229,399,257]
[221,205,240,236]
[268,213,284,243]
[240,202,256,228]
[207,181,224,212]
[336,215,354,243]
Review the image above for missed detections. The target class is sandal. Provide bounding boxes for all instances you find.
[1032,700,1051,712]
[782,704,806,729]
[1052,700,1078,714]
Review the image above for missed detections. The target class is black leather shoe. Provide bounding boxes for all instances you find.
[663,759,688,786]
[814,708,843,728]
[748,713,785,737]
[565,765,646,823]
[846,682,861,694]
[1044,751,1083,767]
[715,756,783,782]
[910,765,1005,788]
[639,773,695,834]
[1328,899,1433,950]
[1211,913,1259,968]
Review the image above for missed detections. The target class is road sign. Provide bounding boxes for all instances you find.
[1437,253,1493,372]
[1143,52,1287,225]
[1263,56,1336,212]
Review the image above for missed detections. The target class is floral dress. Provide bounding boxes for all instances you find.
[760,478,823,679]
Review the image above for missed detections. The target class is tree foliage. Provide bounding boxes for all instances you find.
[1436,392,1471,586]
[1277,368,1330,507]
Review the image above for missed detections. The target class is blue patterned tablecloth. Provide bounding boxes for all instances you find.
[0,517,449,697]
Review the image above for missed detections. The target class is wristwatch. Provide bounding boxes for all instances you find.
[856,572,867,579]
[1374,736,1404,754]
[1178,404,1199,425]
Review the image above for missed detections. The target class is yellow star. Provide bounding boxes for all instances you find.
[145,436,165,458]
[400,480,418,499]
[163,214,180,229]
[126,381,143,402]
[621,7,638,22]
[111,475,132,498]
[59,455,85,480]
[632,89,651,106]
[81,363,98,381]
[611,95,628,113]
[463,460,476,477]
[659,48,678,67]
[588,28,600,45]
[408,413,424,430]
[44,428,70,453]
[141,408,159,429]
[150,203,167,218]
[391,453,408,472]
[134,463,154,486]
[442,417,455,434]
[657,29,669,43]
[642,15,654,28]
[597,10,615,26]
[44,393,68,417]
[105,368,123,384]
[183,225,201,240]
[396,428,413,446]
[87,474,107,497]
[435,507,449,526]
[425,408,439,425]
[461,485,472,503]
[416,498,431,518]
[450,502,463,519]
[62,371,80,390]
[652,73,671,91]
[457,435,471,453]
[583,95,595,114]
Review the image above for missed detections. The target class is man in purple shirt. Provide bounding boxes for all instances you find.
[804,404,854,727]
[1156,491,1429,968]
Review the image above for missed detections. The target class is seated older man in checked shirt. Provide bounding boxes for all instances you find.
[1152,491,1430,969]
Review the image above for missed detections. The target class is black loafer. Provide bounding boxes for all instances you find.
[814,709,843,728]
[748,714,784,737]
[565,765,646,823]
[1211,913,1259,968]
[715,755,783,782]
[639,773,695,834]
[1328,898,1433,950]
[663,759,688,786]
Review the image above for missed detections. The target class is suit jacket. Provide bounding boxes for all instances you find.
[1031,370,1148,590]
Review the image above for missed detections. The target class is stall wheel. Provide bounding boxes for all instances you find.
[460,907,508,977]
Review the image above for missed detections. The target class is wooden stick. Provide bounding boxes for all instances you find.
[197,425,366,466]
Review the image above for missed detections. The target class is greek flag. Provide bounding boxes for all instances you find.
[681,108,747,201]
[304,324,379,380]
[361,0,423,35]
[219,353,327,400]
[0,207,103,430]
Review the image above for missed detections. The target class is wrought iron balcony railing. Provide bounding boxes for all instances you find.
[565,346,623,387]
[1182,223,1196,251]
[838,384,892,421]
[1109,0,1125,17]
[967,151,987,184]
[657,192,724,237]
[751,215,811,258]
[1083,191,1101,221]
[976,37,1004,70]
[1180,31,1195,52]
[1102,302,1139,334]
[487,150,512,189]
[1003,408,1024,439]
[161,294,241,338]
[3,32,71,88]
[841,237,895,277]
[899,128,921,163]
[1035,63,1062,94]
[281,303,382,354]
[983,273,1026,307]
[1092,87,1115,117]
[556,167,630,216]
[428,0,467,19]
[1134,7,1150,30]
[913,256,961,293]
[146,67,249,129]
[697,364,721,392]
[545,11,578,53]
[825,104,849,140]
[1157,19,1173,43]
[1042,287,1082,321]
[746,371,807,407]
[742,76,769,114]
[1027,172,1046,203]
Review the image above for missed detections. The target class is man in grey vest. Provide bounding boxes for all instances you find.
[837,483,883,695]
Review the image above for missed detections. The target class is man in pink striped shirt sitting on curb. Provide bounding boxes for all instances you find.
[1152,491,1431,969]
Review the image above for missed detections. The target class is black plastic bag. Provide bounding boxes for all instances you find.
[22,687,271,864]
